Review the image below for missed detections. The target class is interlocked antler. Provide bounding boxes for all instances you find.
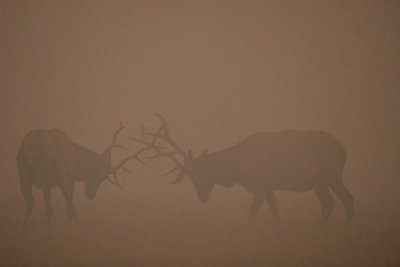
[106,122,157,187]
[136,113,188,184]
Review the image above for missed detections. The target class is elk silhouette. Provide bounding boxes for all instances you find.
[139,114,353,223]
[17,123,152,226]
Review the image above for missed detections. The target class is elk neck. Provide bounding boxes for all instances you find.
[200,150,261,193]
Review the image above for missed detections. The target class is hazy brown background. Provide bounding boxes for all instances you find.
[1,1,399,266]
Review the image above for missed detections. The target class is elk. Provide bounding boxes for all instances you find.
[17,123,152,226]
[140,113,353,223]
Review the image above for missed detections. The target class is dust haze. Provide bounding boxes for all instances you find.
[1,1,400,266]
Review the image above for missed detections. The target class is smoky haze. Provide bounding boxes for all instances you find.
[1,1,399,266]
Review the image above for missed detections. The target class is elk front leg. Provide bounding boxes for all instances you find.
[61,188,76,223]
[56,161,77,223]
[248,192,264,223]
[60,180,76,223]
[43,187,53,222]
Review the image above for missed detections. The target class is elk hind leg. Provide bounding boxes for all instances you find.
[18,155,33,227]
[330,182,353,223]
[21,183,34,227]
[314,185,335,223]
[43,187,53,222]
[265,191,280,221]
[248,192,264,223]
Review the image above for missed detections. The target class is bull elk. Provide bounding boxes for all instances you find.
[140,113,353,223]
[17,123,152,226]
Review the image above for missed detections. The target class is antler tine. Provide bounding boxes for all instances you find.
[162,166,180,176]
[169,171,186,185]
[127,137,165,151]
[113,122,125,143]
[105,121,128,152]
[140,123,145,140]
[108,173,122,188]
[154,112,169,135]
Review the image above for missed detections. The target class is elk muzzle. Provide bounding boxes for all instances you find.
[84,181,101,200]
[85,187,97,200]
[192,180,214,204]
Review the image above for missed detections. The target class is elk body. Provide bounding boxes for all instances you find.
[143,114,353,223]
[17,124,150,226]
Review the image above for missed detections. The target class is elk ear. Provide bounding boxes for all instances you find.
[187,150,194,163]
[199,149,208,159]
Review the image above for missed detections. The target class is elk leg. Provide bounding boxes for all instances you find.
[18,154,33,227]
[330,182,353,223]
[21,182,33,227]
[314,185,335,223]
[265,191,280,221]
[43,187,53,222]
[248,192,264,223]
[60,184,76,223]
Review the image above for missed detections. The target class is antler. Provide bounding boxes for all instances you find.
[105,122,157,187]
[112,134,165,186]
[140,113,188,184]
[147,113,188,164]
[110,145,151,186]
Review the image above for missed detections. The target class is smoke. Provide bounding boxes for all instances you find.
[1,1,399,266]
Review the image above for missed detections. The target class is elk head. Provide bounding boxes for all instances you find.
[139,113,215,203]
[84,122,152,200]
